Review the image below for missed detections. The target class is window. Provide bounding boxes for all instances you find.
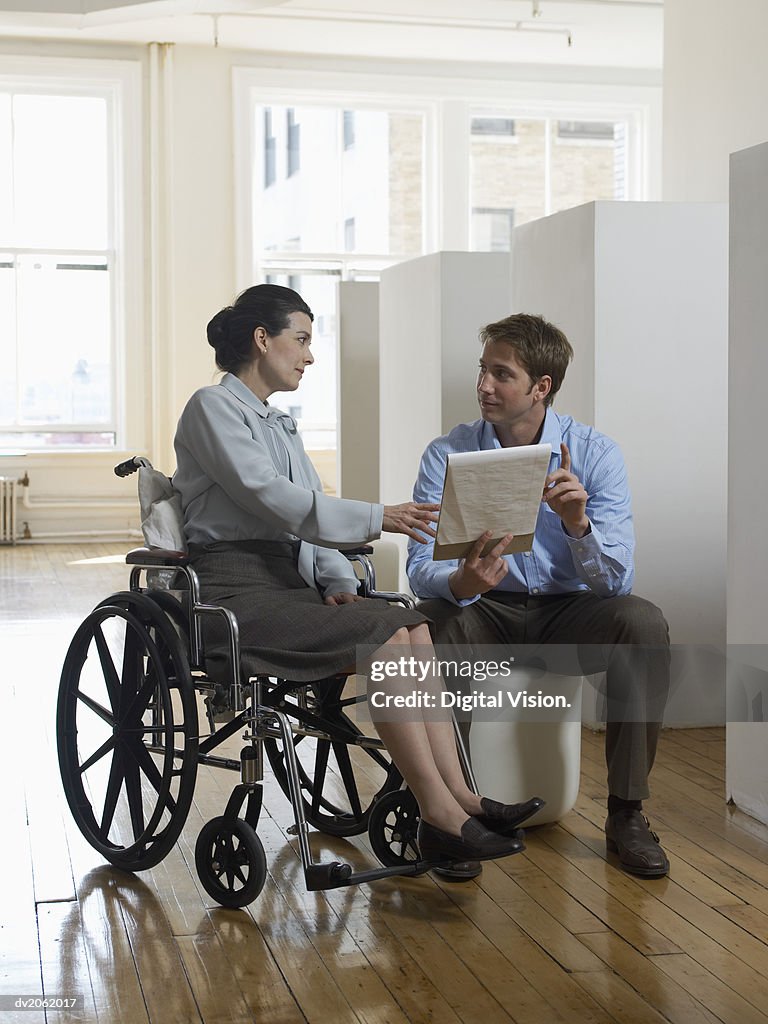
[471,116,516,137]
[344,217,356,252]
[0,61,139,451]
[287,108,300,177]
[470,112,630,249]
[264,107,276,187]
[343,109,355,150]
[241,94,428,486]
[557,120,615,142]
[471,208,515,253]
[235,67,651,473]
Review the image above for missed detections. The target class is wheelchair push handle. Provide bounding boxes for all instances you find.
[114,456,152,478]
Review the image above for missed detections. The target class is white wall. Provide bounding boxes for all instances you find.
[513,201,729,726]
[663,0,768,202]
[726,141,768,824]
[161,45,236,471]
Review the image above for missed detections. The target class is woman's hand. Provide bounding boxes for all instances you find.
[324,592,365,606]
[382,502,440,543]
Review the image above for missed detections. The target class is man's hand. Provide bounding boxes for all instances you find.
[542,442,590,538]
[382,502,440,543]
[449,531,514,601]
[324,591,366,606]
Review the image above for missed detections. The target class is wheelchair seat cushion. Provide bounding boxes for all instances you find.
[188,540,427,682]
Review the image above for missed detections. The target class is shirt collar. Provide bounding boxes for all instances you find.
[480,408,563,465]
[219,373,297,433]
[540,407,564,464]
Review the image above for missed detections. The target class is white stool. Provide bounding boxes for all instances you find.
[468,668,584,825]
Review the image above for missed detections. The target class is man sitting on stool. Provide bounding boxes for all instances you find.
[408,313,670,882]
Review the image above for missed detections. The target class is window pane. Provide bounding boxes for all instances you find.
[550,119,626,214]
[470,117,546,244]
[15,255,111,427]
[471,208,515,253]
[471,112,631,248]
[13,94,109,250]
[256,104,423,256]
[0,259,15,424]
[471,116,515,136]
[0,429,115,449]
[0,95,12,244]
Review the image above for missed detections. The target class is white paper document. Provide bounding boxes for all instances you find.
[433,443,552,560]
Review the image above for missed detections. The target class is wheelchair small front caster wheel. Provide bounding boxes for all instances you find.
[195,817,267,907]
[368,789,421,867]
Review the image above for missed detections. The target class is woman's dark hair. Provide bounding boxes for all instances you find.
[207,284,314,373]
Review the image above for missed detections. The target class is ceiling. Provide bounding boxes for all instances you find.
[0,0,665,69]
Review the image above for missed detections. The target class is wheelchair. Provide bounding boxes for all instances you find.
[56,457,477,907]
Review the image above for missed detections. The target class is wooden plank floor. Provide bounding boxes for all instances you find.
[2,542,768,1024]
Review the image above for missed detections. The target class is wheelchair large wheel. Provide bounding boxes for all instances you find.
[195,816,267,908]
[264,678,401,837]
[57,591,198,871]
[368,789,421,867]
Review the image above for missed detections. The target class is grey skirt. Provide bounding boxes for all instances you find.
[188,540,427,681]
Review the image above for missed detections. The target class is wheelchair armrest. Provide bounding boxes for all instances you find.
[367,589,416,610]
[343,546,374,557]
[125,546,190,567]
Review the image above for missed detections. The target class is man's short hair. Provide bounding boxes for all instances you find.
[479,313,574,407]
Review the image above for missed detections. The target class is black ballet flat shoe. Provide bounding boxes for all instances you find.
[417,816,525,865]
[477,796,546,835]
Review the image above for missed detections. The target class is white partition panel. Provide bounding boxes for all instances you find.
[378,251,511,504]
[727,141,768,825]
[513,202,729,726]
[338,281,380,502]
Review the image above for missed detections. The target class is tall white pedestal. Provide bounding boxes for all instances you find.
[338,281,380,502]
[513,201,729,727]
[727,141,768,825]
[378,251,511,504]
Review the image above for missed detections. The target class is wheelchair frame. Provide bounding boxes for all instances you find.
[56,458,478,907]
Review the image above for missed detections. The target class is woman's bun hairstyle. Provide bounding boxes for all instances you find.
[207,284,313,373]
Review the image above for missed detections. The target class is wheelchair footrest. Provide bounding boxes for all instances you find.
[304,861,354,891]
[304,859,437,890]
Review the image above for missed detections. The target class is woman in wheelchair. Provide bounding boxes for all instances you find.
[172,283,538,867]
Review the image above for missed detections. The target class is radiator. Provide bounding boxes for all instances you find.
[0,477,17,544]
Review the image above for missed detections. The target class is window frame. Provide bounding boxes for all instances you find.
[233,69,440,291]
[0,55,142,454]
[234,65,656,288]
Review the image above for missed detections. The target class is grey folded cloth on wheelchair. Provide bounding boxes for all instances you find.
[138,465,187,551]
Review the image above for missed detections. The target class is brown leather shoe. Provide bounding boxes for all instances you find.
[605,810,669,878]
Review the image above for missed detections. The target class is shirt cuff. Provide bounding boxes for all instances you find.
[434,570,482,607]
[322,579,360,599]
[369,502,384,538]
[563,519,604,569]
